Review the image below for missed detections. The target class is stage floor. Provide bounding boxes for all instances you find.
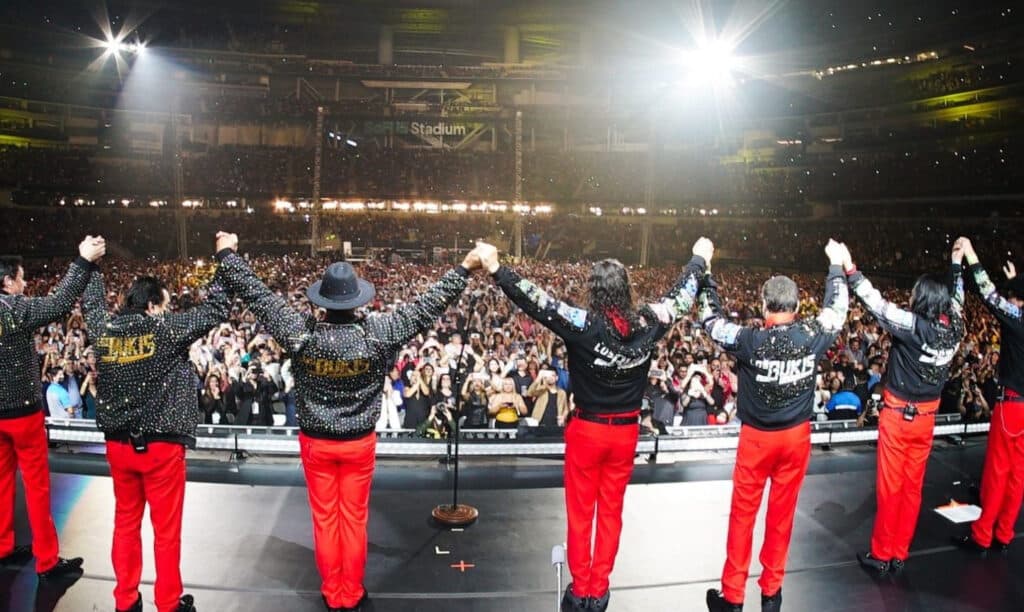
[4,441,1023,612]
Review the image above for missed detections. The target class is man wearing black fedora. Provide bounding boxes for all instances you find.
[213,232,493,612]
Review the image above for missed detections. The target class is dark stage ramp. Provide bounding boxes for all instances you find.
[3,441,1022,611]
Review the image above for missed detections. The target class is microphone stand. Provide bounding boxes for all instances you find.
[432,290,480,527]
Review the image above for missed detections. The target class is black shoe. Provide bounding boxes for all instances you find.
[561,583,588,612]
[324,588,369,612]
[175,594,195,612]
[992,539,1011,555]
[37,557,84,580]
[0,545,32,566]
[706,589,743,612]
[116,593,143,612]
[857,551,889,577]
[761,588,781,612]
[952,535,988,556]
[587,591,610,612]
[888,558,906,576]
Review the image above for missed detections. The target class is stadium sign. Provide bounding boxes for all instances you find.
[362,121,471,137]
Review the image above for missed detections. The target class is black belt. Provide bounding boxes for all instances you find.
[572,410,639,426]
[105,431,194,449]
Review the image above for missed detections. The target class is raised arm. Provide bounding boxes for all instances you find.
[645,238,712,335]
[8,236,104,331]
[215,244,311,352]
[164,269,232,350]
[489,265,589,340]
[959,236,1022,327]
[698,276,755,362]
[816,239,851,336]
[367,244,487,348]
[843,246,917,342]
[81,267,111,336]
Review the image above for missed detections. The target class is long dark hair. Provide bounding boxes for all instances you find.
[910,274,952,320]
[588,259,639,335]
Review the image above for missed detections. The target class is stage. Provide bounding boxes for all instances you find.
[4,440,1022,611]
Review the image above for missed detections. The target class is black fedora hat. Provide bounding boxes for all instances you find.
[307,262,376,310]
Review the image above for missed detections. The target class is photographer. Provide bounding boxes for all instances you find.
[488,378,528,429]
[402,366,433,429]
[679,366,715,427]
[858,383,884,428]
[460,373,491,428]
[528,369,569,429]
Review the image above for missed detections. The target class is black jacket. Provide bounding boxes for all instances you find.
[968,262,1024,395]
[700,265,849,431]
[82,270,230,447]
[0,257,95,419]
[848,266,964,403]
[492,256,705,414]
[216,251,469,440]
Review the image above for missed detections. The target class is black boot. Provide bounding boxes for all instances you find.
[706,589,743,611]
[951,535,988,557]
[175,594,196,612]
[992,539,1011,555]
[37,557,84,580]
[888,558,906,576]
[587,591,610,612]
[761,588,781,612]
[561,583,588,612]
[0,545,32,567]
[116,593,143,612]
[856,551,889,577]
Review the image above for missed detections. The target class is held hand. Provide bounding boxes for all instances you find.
[1004,261,1017,280]
[216,231,239,253]
[474,241,500,274]
[692,237,714,263]
[956,236,978,264]
[824,239,847,267]
[78,235,106,263]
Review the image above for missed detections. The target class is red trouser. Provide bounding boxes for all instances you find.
[564,415,639,598]
[0,411,60,573]
[106,441,186,612]
[869,393,939,562]
[972,399,1024,547]
[300,432,376,609]
[721,422,811,604]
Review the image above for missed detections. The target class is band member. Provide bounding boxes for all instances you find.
[82,236,231,612]
[214,232,490,612]
[0,237,102,580]
[481,239,710,612]
[704,240,850,612]
[953,237,1024,554]
[847,242,965,576]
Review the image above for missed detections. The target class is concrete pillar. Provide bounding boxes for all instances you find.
[378,26,394,65]
[504,27,520,64]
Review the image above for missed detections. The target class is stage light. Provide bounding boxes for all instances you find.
[345,139,358,147]
[676,38,737,88]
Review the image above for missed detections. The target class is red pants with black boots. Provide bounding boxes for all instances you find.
[869,392,940,562]
[300,432,376,610]
[563,412,639,600]
[972,396,1024,547]
[0,411,60,573]
[106,441,186,612]
[720,421,811,605]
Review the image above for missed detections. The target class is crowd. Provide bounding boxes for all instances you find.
[24,247,1003,436]
[2,139,1023,205]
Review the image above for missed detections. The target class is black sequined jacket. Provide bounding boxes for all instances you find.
[82,269,230,447]
[847,266,964,403]
[0,257,95,419]
[492,256,705,415]
[700,265,849,431]
[216,250,469,440]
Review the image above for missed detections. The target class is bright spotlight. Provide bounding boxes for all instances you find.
[676,38,737,88]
